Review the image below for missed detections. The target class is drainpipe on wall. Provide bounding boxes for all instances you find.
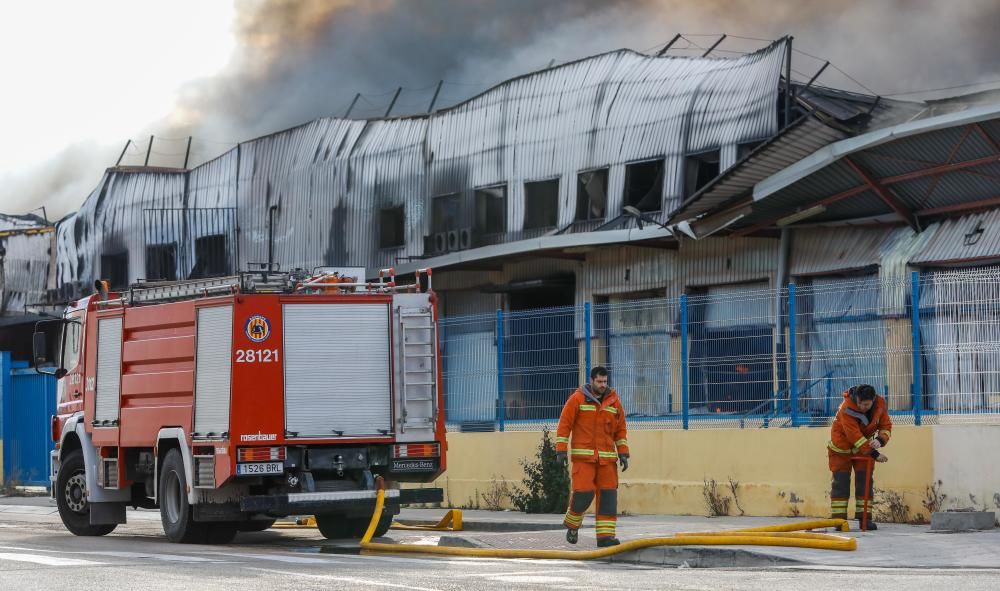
[267,205,279,278]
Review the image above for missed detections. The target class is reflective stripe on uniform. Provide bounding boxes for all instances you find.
[597,451,618,459]
[852,436,868,451]
[571,448,594,455]
[827,440,852,454]
[615,439,628,447]
[579,404,597,411]
[602,406,618,414]
[556,436,570,443]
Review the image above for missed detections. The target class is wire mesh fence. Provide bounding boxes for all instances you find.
[440,267,1000,432]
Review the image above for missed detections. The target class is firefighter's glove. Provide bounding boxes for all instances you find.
[619,454,629,472]
[870,438,882,450]
[556,452,568,467]
[875,453,888,463]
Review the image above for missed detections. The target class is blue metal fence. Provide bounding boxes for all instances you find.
[1,351,57,486]
[441,267,1000,431]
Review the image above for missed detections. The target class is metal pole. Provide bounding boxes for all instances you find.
[183,136,193,169]
[681,294,689,430]
[115,140,131,166]
[584,302,592,379]
[384,87,402,118]
[655,33,683,57]
[144,135,154,166]
[911,271,922,426]
[344,93,361,118]
[800,61,830,96]
[427,80,443,113]
[496,309,505,432]
[701,34,727,57]
[789,282,799,427]
[825,375,832,417]
[784,37,794,127]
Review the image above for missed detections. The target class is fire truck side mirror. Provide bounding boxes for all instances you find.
[32,332,48,365]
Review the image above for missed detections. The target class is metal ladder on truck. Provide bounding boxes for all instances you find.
[398,305,438,432]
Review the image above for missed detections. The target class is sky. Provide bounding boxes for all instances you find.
[1,0,999,220]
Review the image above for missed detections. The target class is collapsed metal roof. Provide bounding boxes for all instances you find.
[49,40,790,292]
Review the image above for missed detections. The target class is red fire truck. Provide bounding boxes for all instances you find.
[34,267,445,543]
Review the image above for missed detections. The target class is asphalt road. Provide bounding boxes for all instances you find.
[2,507,1000,590]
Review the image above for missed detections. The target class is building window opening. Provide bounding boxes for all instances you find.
[575,169,608,222]
[190,234,230,278]
[379,206,405,249]
[474,184,507,237]
[523,178,559,230]
[100,252,129,290]
[684,149,721,198]
[431,193,462,234]
[145,243,177,281]
[624,160,664,213]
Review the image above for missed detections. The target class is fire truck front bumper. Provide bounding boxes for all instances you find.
[239,487,444,517]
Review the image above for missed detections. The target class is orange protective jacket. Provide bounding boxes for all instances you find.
[556,385,629,465]
[828,391,893,457]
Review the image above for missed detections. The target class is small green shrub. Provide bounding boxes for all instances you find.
[511,427,570,514]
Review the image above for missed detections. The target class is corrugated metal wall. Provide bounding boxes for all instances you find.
[0,232,51,314]
[49,41,787,296]
[1,353,57,486]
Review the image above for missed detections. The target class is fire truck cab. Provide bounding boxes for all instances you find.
[34,267,445,543]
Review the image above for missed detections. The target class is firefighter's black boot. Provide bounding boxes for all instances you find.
[565,528,578,544]
[596,536,620,548]
[858,518,878,531]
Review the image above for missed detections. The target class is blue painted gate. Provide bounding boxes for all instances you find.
[1,351,58,487]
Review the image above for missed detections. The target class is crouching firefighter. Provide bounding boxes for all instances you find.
[828,384,892,530]
[555,366,629,547]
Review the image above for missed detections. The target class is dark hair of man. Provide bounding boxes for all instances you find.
[590,366,609,379]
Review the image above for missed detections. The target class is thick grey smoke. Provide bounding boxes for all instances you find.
[4,0,1000,218]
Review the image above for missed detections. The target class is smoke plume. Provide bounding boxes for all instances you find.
[4,0,1000,218]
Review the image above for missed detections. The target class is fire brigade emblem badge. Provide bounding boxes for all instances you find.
[245,315,271,343]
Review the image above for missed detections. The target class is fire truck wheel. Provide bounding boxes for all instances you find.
[159,448,206,543]
[56,449,117,537]
[237,519,276,532]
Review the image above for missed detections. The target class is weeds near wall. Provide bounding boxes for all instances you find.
[778,491,803,517]
[480,476,513,511]
[922,480,948,515]
[873,487,912,523]
[703,479,732,517]
[511,427,570,514]
[728,478,745,516]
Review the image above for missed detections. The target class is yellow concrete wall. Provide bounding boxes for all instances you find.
[433,426,934,518]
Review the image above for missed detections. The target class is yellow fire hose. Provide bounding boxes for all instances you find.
[359,486,857,560]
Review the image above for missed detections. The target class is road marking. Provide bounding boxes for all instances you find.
[0,545,219,563]
[246,567,444,591]
[0,552,104,566]
[205,551,340,565]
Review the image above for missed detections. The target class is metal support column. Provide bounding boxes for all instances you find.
[496,309,505,432]
[584,302,592,379]
[789,283,799,427]
[911,271,922,426]
[681,295,689,430]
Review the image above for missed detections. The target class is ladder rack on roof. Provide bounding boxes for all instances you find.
[129,276,241,304]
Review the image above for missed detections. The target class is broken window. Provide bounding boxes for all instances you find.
[145,243,177,281]
[684,149,721,198]
[431,193,462,234]
[523,178,560,230]
[474,184,507,236]
[624,159,664,213]
[190,234,230,278]
[379,206,405,249]
[100,252,129,290]
[575,169,608,221]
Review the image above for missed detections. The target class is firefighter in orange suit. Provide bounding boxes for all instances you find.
[828,384,892,530]
[555,366,629,547]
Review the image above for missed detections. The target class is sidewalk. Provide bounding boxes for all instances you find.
[398,507,1000,569]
